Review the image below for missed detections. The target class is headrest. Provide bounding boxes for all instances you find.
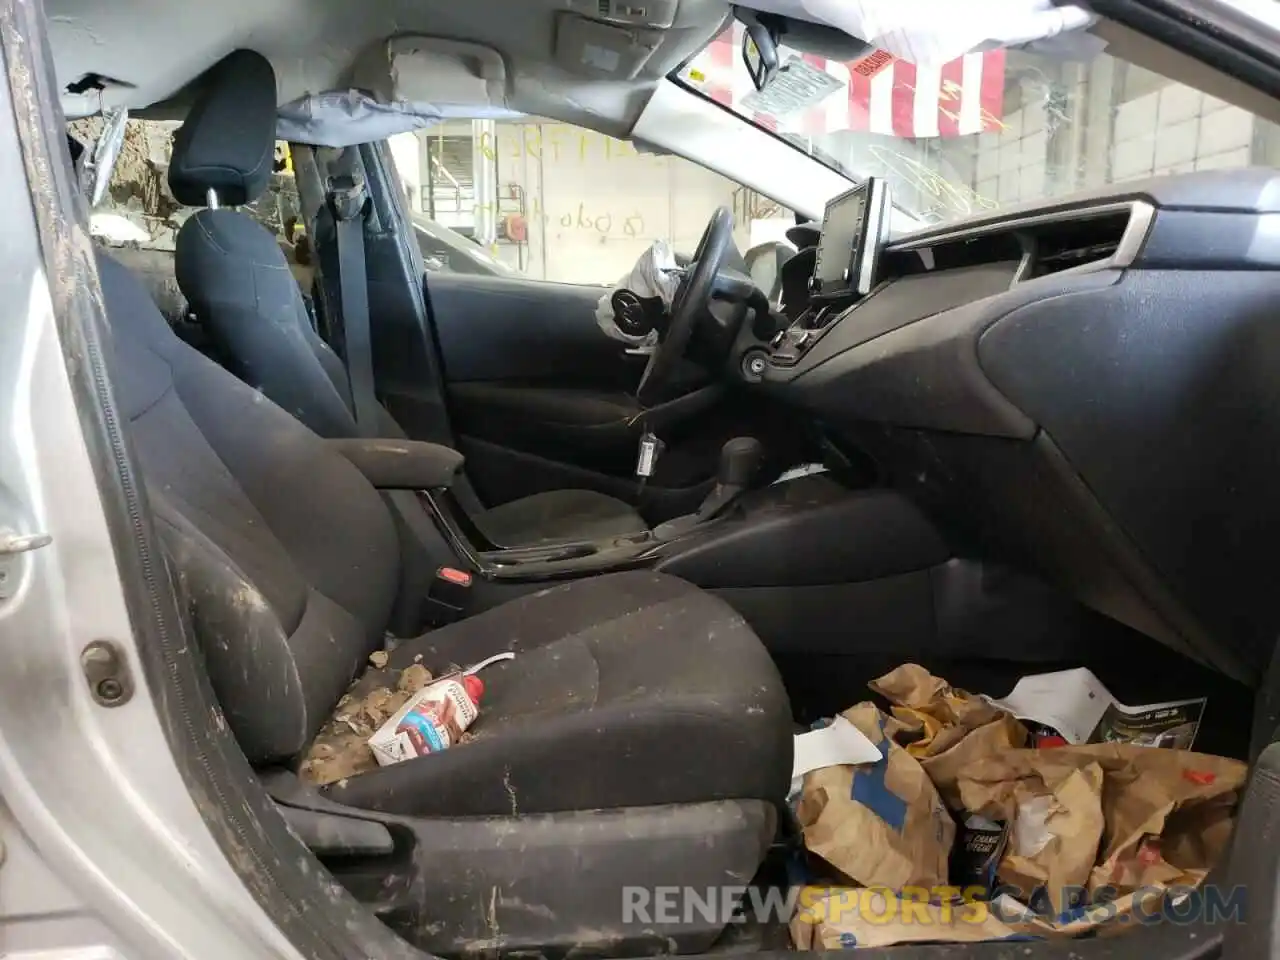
[168,50,278,208]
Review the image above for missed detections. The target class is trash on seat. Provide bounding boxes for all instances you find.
[299,652,514,786]
[369,671,485,765]
[788,663,1246,949]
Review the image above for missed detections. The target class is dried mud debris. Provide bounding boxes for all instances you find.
[299,661,434,786]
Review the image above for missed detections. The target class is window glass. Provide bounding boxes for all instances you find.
[677,22,1280,225]
[389,120,794,285]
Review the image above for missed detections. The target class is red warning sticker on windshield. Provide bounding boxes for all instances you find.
[852,50,894,78]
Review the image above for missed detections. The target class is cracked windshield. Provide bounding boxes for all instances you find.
[679,22,1280,226]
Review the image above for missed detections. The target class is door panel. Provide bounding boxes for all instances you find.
[299,140,729,518]
[423,271,726,518]
[428,273,632,386]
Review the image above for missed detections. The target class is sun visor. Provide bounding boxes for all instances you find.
[276,37,523,147]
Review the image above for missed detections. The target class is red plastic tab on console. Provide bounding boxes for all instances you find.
[437,566,473,587]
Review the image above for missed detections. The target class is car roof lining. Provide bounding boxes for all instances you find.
[45,0,730,138]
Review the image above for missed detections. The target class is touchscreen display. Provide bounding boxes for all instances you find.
[810,178,891,298]
[812,186,866,295]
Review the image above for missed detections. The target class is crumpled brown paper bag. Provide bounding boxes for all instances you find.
[996,886,1173,938]
[956,743,1247,918]
[977,762,1105,915]
[797,702,956,890]
[870,664,1028,808]
[790,886,1020,950]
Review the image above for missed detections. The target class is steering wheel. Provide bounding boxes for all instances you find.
[636,206,736,406]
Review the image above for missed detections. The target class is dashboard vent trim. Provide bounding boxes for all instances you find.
[890,200,1156,283]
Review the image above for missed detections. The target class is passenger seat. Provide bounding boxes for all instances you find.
[95,249,793,956]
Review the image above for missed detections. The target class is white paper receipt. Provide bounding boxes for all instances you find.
[792,715,882,781]
[988,667,1206,749]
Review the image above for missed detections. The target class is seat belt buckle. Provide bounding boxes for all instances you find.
[423,566,474,626]
[325,173,369,222]
[635,430,664,481]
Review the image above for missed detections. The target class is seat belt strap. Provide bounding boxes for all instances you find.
[327,174,379,436]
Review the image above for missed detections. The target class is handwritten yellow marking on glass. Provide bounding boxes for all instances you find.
[869,144,999,218]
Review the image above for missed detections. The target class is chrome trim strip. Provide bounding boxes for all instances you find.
[1111,200,1157,268]
[856,179,890,295]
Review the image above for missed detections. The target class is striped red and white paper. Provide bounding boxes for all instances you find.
[687,25,1006,140]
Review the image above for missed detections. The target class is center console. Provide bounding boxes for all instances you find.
[406,177,946,623]
[420,467,949,592]
[420,487,658,582]
[418,464,957,663]
[419,436,771,585]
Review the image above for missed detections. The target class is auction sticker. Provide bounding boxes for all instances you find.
[741,55,844,119]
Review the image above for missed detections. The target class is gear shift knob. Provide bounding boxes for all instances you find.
[653,437,767,540]
[718,437,765,488]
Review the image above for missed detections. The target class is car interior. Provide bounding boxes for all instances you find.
[40,0,1280,956]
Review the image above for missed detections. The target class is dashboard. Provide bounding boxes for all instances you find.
[754,167,1280,685]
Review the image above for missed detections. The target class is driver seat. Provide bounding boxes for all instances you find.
[169,50,647,546]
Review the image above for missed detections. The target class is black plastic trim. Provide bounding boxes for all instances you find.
[1091,0,1280,104]
[766,272,1121,438]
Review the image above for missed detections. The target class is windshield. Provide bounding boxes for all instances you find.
[677,23,1280,225]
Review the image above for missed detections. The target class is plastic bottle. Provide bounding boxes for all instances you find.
[369,674,484,766]
[398,674,483,753]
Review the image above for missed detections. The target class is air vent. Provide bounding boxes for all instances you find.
[1023,210,1132,279]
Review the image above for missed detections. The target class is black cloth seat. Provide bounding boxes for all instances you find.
[95,247,792,952]
[97,248,791,783]
[327,570,790,817]
[168,50,645,548]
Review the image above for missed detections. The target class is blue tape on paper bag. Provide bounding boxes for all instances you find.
[849,716,908,832]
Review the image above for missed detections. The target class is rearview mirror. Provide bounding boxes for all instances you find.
[740,15,780,92]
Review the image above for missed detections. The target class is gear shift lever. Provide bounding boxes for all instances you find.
[697,437,765,522]
[652,438,765,542]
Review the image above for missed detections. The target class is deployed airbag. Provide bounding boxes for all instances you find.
[276,90,523,147]
[735,0,1096,65]
[594,240,681,346]
[278,36,524,147]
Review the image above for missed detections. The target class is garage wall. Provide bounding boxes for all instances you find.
[939,62,1271,214]
[1109,86,1256,178]
[497,121,749,283]
[403,120,761,284]
[971,99,1053,207]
